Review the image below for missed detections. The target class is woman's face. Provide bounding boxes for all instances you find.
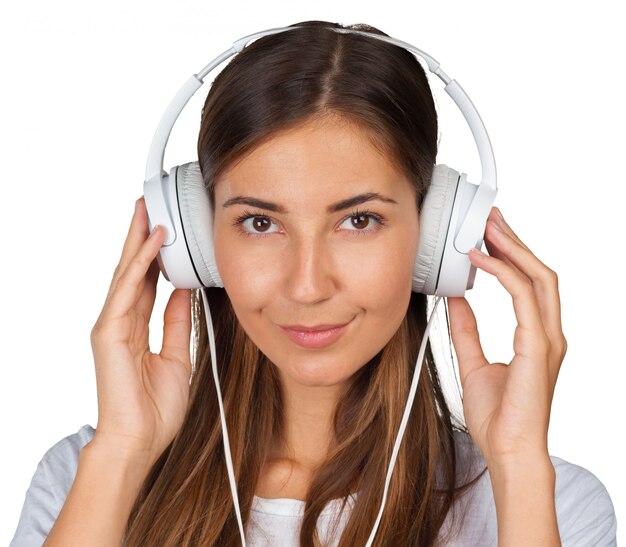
[213,116,420,390]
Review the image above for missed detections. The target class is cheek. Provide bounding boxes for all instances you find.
[340,230,418,308]
[213,232,275,313]
[356,256,413,338]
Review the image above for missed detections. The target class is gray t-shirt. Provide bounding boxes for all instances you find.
[10,424,618,546]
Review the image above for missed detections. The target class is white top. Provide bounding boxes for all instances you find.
[10,424,617,546]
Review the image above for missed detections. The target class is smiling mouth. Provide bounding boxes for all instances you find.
[280,320,352,332]
[278,317,354,349]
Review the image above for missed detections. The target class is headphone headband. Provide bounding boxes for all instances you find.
[144,24,497,253]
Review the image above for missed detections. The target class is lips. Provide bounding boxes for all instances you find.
[281,321,350,332]
[279,318,354,349]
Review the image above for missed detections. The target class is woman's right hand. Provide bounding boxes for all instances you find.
[88,196,192,466]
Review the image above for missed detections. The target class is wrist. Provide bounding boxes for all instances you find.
[487,452,556,505]
[85,434,157,473]
[486,451,555,478]
[485,453,560,546]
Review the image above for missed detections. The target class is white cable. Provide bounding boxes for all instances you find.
[364,295,443,546]
[201,287,443,546]
[200,288,247,545]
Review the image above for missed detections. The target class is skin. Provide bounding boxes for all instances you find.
[447,214,568,544]
[212,115,420,485]
[95,110,567,529]
[449,212,567,468]
[211,114,568,500]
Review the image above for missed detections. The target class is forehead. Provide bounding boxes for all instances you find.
[214,117,412,204]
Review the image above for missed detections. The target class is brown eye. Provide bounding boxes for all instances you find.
[233,210,280,237]
[251,216,271,232]
[339,210,385,236]
[351,214,371,230]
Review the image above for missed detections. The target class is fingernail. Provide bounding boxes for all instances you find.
[490,219,504,232]
[149,224,160,238]
[492,209,508,232]
[470,247,487,257]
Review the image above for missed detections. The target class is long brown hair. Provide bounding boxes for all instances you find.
[123,20,488,546]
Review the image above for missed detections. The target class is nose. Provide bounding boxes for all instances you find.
[284,235,337,304]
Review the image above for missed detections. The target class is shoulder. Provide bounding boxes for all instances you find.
[549,454,617,545]
[447,432,617,546]
[32,423,96,492]
[9,424,96,547]
[38,424,96,478]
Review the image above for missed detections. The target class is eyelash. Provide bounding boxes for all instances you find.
[231,208,386,238]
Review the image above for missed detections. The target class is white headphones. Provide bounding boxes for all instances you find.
[142,24,498,546]
[143,24,497,298]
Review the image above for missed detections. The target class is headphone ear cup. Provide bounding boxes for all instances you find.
[176,161,224,288]
[412,164,460,294]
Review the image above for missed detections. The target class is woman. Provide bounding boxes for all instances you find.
[11,20,616,546]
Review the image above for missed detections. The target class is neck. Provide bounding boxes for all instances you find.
[272,371,347,469]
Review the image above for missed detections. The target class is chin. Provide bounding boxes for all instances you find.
[279,362,351,388]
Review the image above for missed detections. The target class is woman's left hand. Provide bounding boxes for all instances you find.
[447,206,568,467]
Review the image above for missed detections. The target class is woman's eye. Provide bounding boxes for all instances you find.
[237,214,281,237]
[339,211,384,236]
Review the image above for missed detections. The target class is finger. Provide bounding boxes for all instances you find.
[102,223,164,322]
[161,288,192,377]
[134,255,161,325]
[469,246,550,362]
[109,197,150,294]
[490,207,531,252]
[484,231,522,275]
[479,208,525,275]
[484,216,564,361]
[447,296,489,385]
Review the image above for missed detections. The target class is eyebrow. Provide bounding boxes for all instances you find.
[222,192,399,214]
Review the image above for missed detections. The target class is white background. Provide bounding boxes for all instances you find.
[1,0,623,544]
